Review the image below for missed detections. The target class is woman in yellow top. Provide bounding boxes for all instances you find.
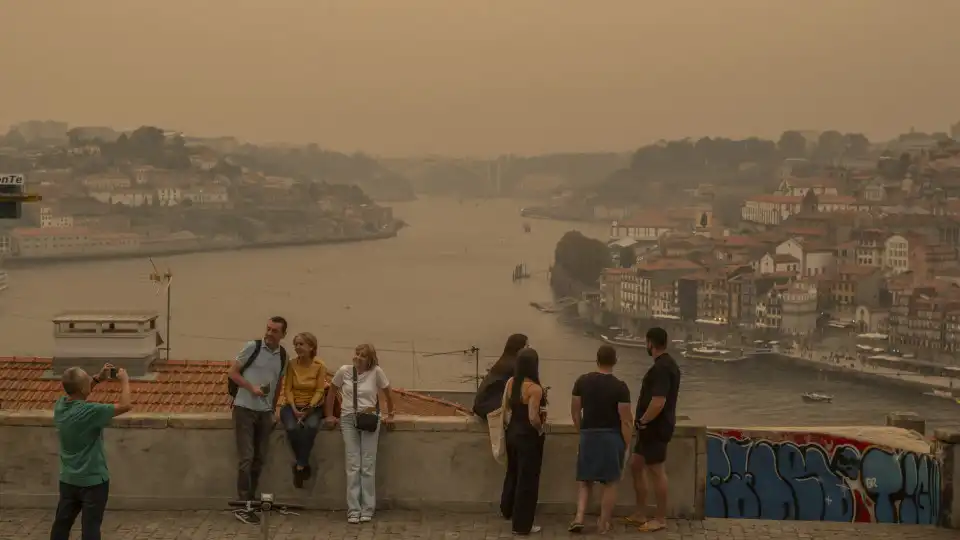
[280,332,328,488]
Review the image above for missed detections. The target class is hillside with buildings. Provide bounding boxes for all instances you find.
[579,128,960,368]
[0,123,400,264]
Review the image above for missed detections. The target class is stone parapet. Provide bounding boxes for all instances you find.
[0,411,705,518]
[935,428,960,529]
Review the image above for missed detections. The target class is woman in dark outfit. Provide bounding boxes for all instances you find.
[472,333,528,420]
[499,347,546,535]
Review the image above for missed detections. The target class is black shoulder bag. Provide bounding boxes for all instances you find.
[352,366,380,432]
[227,339,263,398]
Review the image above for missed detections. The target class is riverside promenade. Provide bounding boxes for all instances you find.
[1,509,954,540]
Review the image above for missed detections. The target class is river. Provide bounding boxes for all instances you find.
[2,197,957,431]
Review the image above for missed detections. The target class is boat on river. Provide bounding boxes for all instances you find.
[682,346,746,363]
[600,333,647,349]
[801,392,833,403]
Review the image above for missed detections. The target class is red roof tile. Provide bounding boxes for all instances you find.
[0,357,470,416]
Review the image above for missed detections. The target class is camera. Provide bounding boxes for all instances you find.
[259,383,270,395]
[109,367,118,379]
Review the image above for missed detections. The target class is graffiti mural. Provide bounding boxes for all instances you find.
[706,430,941,524]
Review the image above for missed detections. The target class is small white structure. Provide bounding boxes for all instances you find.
[51,311,161,378]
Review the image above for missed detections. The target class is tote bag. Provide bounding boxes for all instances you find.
[487,387,510,465]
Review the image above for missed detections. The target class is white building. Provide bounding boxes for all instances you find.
[610,216,675,242]
[39,206,74,229]
[884,234,910,274]
[90,189,155,207]
[50,311,161,378]
[781,283,818,335]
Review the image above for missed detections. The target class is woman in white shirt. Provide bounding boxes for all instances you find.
[324,343,395,524]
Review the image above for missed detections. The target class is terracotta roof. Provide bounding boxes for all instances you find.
[784,177,839,188]
[746,194,802,204]
[0,357,470,416]
[783,227,824,237]
[718,235,763,247]
[773,254,799,264]
[838,264,879,276]
[635,258,702,272]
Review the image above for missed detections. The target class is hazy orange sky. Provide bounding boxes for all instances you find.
[3,1,959,156]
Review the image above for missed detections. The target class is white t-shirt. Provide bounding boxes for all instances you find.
[332,365,390,415]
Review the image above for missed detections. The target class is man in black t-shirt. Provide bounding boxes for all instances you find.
[628,327,680,533]
[569,345,632,534]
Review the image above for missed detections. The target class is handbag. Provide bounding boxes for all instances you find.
[487,385,510,464]
[352,366,380,432]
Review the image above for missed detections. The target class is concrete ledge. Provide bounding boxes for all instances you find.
[936,428,960,445]
[0,410,706,519]
[0,410,700,437]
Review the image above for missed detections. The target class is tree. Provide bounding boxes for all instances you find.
[844,133,870,157]
[814,130,846,163]
[554,231,611,286]
[777,131,807,158]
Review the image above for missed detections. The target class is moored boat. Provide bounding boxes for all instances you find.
[923,389,957,400]
[801,392,833,403]
[600,333,647,349]
[682,346,747,363]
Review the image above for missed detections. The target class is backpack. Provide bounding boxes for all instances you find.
[227,339,288,398]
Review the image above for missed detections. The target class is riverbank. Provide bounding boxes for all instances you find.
[757,349,959,395]
[3,229,399,269]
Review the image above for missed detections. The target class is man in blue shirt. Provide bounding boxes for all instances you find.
[228,316,288,524]
[50,363,133,540]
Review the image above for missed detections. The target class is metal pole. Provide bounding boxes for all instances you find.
[165,277,172,362]
[473,346,480,390]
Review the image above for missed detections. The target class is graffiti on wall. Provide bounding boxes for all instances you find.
[706,430,941,524]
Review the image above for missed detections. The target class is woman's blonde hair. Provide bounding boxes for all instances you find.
[355,343,379,370]
[294,332,318,359]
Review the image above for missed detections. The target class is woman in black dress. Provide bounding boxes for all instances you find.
[499,347,546,535]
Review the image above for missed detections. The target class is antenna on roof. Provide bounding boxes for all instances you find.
[148,258,173,362]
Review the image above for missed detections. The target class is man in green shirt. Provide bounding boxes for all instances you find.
[50,363,132,540]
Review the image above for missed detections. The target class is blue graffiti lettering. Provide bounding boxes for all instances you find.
[707,433,941,525]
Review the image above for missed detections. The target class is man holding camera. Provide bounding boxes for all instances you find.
[227,316,288,525]
[50,363,132,540]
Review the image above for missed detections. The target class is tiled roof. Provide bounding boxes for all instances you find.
[0,357,470,417]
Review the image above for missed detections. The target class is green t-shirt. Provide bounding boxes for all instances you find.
[53,396,115,487]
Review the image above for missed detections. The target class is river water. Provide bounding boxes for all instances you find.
[2,197,957,431]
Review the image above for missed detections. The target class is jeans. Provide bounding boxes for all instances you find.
[340,412,380,518]
[280,405,322,467]
[234,405,275,500]
[50,481,109,540]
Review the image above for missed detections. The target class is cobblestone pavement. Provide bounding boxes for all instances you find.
[0,509,954,539]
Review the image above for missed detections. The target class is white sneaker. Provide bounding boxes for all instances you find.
[347,516,360,524]
[360,516,373,523]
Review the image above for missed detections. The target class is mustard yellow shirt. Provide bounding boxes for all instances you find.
[283,358,328,408]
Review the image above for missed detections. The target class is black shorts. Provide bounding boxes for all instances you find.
[633,436,669,465]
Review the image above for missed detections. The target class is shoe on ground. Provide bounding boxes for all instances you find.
[360,516,373,523]
[234,509,260,525]
[512,525,541,535]
[347,516,360,524]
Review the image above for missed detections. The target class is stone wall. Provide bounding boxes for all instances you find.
[0,411,705,518]
[707,426,943,525]
[936,428,960,529]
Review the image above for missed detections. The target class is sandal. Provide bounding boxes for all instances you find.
[623,516,647,526]
[568,521,585,533]
[597,522,613,535]
[638,520,666,533]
